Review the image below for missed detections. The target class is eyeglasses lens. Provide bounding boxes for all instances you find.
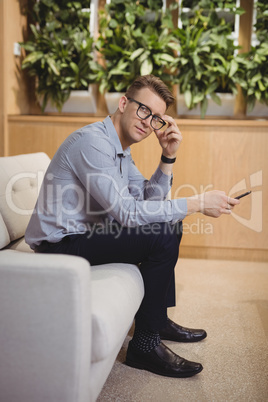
[151,116,164,130]
[137,105,164,130]
[137,105,150,119]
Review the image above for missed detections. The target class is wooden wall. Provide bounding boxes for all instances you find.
[8,115,268,262]
[132,119,268,261]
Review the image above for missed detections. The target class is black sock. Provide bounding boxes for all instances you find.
[131,327,161,353]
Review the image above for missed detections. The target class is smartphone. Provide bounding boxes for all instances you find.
[235,191,252,200]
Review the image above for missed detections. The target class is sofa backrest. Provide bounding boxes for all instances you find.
[0,152,50,249]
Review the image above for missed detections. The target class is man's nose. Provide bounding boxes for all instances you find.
[141,116,151,128]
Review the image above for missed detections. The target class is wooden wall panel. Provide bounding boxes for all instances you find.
[8,116,268,261]
[131,120,268,261]
[8,116,98,159]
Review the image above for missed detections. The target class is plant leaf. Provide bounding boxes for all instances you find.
[210,92,222,105]
[158,53,176,62]
[47,58,60,76]
[229,59,238,77]
[140,58,153,75]
[70,62,79,75]
[200,97,208,119]
[184,90,192,108]
[22,51,43,65]
[126,12,135,25]
[130,48,144,61]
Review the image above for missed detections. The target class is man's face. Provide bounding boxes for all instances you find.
[118,87,167,149]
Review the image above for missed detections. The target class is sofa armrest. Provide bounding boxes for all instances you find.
[0,250,92,402]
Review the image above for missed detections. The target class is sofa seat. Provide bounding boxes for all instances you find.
[6,238,144,365]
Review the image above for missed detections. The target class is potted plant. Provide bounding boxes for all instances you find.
[91,0,178,113]
[171,1,247,118]
[20,0,97,113]
[242,42,268,117]
[244,0,268,117]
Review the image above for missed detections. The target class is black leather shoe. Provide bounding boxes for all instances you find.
[159,318,207,343]
[125,341,203,378]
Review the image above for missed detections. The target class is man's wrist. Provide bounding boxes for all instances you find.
[186,195,202,215]
[161,154,176,164]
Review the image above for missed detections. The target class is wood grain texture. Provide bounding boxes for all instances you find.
[8,116,268,261]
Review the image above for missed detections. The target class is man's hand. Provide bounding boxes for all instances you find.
[187,191,240,217]
[155,115,182,158]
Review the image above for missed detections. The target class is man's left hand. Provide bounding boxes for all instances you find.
[155,115,182,158]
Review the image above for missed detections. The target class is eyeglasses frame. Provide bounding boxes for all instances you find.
[126,97,166,130]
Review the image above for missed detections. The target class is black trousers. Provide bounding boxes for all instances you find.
[36,221,183,331]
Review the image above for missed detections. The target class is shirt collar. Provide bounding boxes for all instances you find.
[103,116,131,157]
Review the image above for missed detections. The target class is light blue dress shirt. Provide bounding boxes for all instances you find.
[25,116,187,249]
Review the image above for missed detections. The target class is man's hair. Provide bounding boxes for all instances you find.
[125,75,175,108]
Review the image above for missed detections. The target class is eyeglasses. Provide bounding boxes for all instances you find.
[127,97,166,130]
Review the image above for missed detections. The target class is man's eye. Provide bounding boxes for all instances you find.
[140,105,150,114]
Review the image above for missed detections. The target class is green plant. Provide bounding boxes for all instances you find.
[241,42,268,111]
[171,1,247,117]
[254,0,268,43]
[20,0,95,112]
[91,0,178,93]
[240,0,268,112]
[242,42,268,112]
[181,0,244,13]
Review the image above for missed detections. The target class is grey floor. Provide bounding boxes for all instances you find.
[97,258,268,402]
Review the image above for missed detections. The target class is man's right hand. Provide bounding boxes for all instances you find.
[186,190,240,218]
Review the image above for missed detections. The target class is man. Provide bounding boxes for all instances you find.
[25,75,239,378]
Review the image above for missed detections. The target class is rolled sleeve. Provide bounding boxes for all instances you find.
[170,198,188,224]
[146,166,173,200]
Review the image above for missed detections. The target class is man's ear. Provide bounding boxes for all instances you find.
[118,96,127,113]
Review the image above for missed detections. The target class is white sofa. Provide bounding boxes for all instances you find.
[0,152,144,402]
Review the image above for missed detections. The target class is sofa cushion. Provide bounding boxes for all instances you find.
[90,263,144,363]
[5,237,33,253]
[0,153,50,248]
[0,213,10,249]
[4,243,144,363]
